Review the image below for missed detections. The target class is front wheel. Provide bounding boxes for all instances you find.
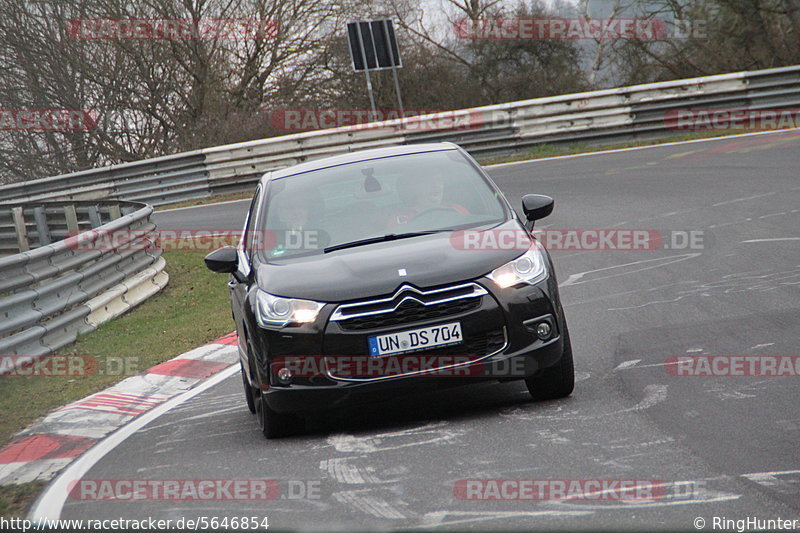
[525,324,575,401]
[254,387,301,439]
[241,362,256,414]
[252,365,303,439]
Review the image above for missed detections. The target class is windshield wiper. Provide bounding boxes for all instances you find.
[324,231,444,254]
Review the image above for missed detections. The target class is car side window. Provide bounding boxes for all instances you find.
[243,186,262,261]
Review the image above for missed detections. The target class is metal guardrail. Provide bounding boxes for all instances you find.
[0,201,131,254]
[0,65,798,206]
[0,201,168,373]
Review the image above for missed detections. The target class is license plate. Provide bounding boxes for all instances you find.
[368,322,462,357]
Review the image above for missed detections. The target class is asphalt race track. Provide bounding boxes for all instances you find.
[57,130,800,530]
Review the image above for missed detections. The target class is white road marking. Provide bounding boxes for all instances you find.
[502,384,668,422]
[614,360,678,371]
[750,343,775,351]
[28,365,239,521]
[535,428,574,444]
[486,127,800,168]
[614,359,641,370]
[559,253,701,288]
[636,384,668,410]
[741,237,800,243]
[549,491,740,510]
[562,279,697,308]
[601,438,676,450]
[711,192,777,207]
[415,510,591,528]
[320,457,400,485]
[742,468,800,480]
[740,470,800,495]
[608,265,800,310]
[327,422,465,454]
[607,295,687,311]
[332,490,407,519]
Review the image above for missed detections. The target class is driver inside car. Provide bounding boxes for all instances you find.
[389,171,469,227]
[266,187,329,256]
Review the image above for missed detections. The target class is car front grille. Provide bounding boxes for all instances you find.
[337,297,481,331]
[331,282,487,331]
[422,328,506,357]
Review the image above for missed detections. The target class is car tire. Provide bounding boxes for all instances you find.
[254,387,302,439]
[251,365,303,439]
[241,362,256,414]
[524,323,575,401]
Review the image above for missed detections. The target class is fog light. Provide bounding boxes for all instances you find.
[276,367,293,384]
[536,322,552,340]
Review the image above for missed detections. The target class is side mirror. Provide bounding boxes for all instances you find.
[204,246,239,274]
[521,194,554,224]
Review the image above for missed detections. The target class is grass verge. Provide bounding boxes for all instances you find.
[155,191,252,211]
[0,483,44,517]
[0,250,233,517]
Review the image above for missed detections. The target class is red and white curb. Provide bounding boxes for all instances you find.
[0,332,238,485]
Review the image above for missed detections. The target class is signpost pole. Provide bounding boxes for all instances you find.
[354,23,378,121]
[383,19,404,116]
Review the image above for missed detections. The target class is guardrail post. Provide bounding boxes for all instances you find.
[64,204,79,234]
[0,201,168,373]
[108,204,122,220]
[87,205,101,228]
[33,206,51,246]
[11,206,29,252]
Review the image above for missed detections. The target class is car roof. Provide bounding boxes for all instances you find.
[260,142,461,184]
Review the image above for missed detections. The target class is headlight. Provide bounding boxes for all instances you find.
[255,290,324,327]
[486,242,547,288]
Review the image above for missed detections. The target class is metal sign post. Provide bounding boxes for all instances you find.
[347,19,404,121]
[384,19,404,114]
[352,22,378,120]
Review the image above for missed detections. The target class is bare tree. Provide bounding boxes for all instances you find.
[0,0,362,182]
[607,0,800,85]
[386,0,589,104]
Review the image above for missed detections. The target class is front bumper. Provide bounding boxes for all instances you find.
[249,274,567,414]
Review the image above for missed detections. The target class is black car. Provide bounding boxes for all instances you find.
[205,142,574,438]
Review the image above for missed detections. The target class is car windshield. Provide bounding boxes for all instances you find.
[257,149,508,261]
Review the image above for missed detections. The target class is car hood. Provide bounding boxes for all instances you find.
[255,220,530,302]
